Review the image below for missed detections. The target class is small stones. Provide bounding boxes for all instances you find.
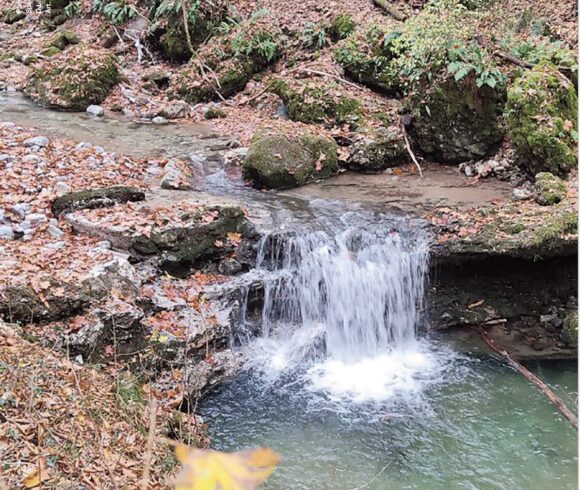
[10,203,31,218]
[86,105,105,117]
[152,116,168,125]
[0,225,14,240]
[54,181,72,196]
[512,187,533,201]
[23,136,49,148]
[26,213,48,225]
[47,224,65,239]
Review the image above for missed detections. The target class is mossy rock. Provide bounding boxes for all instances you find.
[44,30,80,50]
[561,310,578,346]
[505,63,578,177]
[158,27,192,63]
[42,46,62,57]
[334,41,400,96]
[269,79,362,126]
[3,9,26,24]
[51,186,146,216]
[25,46,120,111]
[534,172,567,206]
[347,126,406,172]
[405,75,505,163]
[243,129,339,189]
[329,14,356,42]
[205,107,226,119]
[172,59,254,104]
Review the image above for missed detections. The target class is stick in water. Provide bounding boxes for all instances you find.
[474,325,578,430]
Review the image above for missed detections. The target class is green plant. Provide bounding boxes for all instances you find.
[64,0,81,18]
[231,31,278,63]
[447,43,506,88]
[92,0,137,24]
[302,22,329,50]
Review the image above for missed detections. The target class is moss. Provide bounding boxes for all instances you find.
[159,28,191,63]
[44,30,80,50]
[42,46,62,57]
[348,126,406,172]
[505,63,577,177]
[205,107,226,119]
[531,211,577,250]
[51,186,145,216]
[329,14,356,42]
[26,46,120,111]
[243,129,338,189]
[3,9,26,24]
[561,310,578,346]
[504,223,525,235]
[405,75,505,163]
[269,79,362,126]
[534,172,567,206]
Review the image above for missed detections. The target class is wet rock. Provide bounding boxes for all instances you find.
[222,147,248,167]
[24,136,49,148]
[347,126,406,172]
[51,186,145,216]
[152,116,168,125]
[513,187,533,201]
[158,101,189,119]
[185,350,242,399]
[160,159,193,190]
[534,172,567,206]
[86,104,105,117]
[218,257,242,275]
[243,128,338,189]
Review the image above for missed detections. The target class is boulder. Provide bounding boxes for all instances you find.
[158,100,189,119]
[535,172,567,206]
[268,79,362,126]
[347,126,406,172]
[3,9,25,24]
[505,63,577,177]
[51,186,145,216]
[242,129,339,189]
[405,76,505,163]
[86,104,105,117]
[25,46,120,111]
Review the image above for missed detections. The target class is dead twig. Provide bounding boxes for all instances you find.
[291,67,362,90]
[474,325,578,430]
[140,399,158,490]
[399,118,423,178]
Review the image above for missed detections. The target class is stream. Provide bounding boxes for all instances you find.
[1,93,577,490]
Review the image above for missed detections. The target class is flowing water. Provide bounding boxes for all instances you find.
[1,94,577,489]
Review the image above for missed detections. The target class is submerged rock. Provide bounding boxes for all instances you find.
[243,129,339,189]
[25,46,120,111]
[534,172,567,206]
[86,104,105,117]
[505,63,578,177]
[51,186,146,216]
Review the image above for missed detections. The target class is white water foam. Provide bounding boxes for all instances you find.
[243,218,453,403]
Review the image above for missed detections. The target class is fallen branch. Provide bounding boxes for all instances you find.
[474,325,578,430]
[372,0,407,21]
[291,68,362,90]
[399,118,423,178]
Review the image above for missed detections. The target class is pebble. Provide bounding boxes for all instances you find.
[94,146,105,154]
[26,213,48,225]
[0,154,12,162]
[47,224,65,239]
[23,136,49,148]
[11,203,30,218]
[54,181,72,196]
[76,141,92,150]
[152,116,168,125]
[513,188,533,201]
[86,105,105,117]
[44,241,65,251]
[0,225,14,240]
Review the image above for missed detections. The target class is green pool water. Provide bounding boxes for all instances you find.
[201,343,577,490]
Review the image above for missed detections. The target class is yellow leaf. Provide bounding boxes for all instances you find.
[22,468,42,488]
[173,444,279,490]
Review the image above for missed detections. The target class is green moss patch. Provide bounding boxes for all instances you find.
[534,172,567,206]
[25,46,120,111]
[505,62,578,177]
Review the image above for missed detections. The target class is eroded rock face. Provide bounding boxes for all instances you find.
[25,46,120,111]
[405,76,505,163]
[347,126,406,172]
[243,129,339,189]
[505,63,578,177]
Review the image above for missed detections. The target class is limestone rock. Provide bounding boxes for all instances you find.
[51,186,145,216]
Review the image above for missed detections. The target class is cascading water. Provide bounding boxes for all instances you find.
[241,212,447,403]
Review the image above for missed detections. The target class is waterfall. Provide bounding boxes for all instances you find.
[249,222,429,366]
